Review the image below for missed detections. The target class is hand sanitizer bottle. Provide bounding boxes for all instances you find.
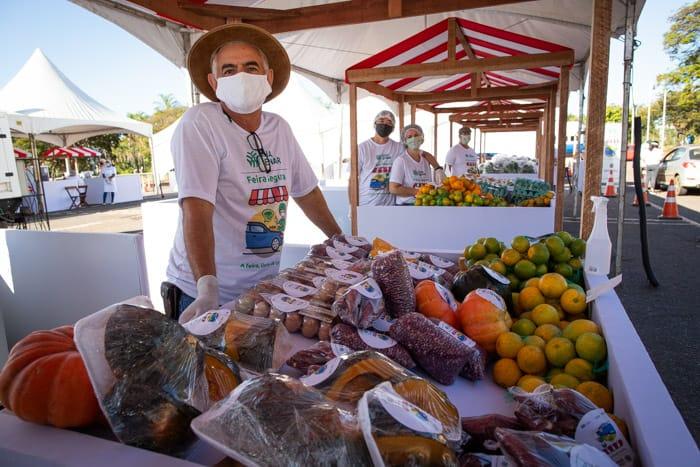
[585,196,612,276]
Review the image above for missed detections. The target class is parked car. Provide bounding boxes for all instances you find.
[246,221,283,251]
[655,145,700,195]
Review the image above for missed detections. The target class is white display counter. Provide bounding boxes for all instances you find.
[479,173,541,181]
[43,174,143,212]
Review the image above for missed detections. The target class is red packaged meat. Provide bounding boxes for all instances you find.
[331,323,416,369]
[390,313,485,385]
[286,341,353,374]
[460,414,523,452]
[371,250,416,318]
[332,277,387,329]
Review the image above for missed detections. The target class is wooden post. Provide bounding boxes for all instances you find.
[398,95,405,131]
[410,104,416,124]
[349,84,359,235]
[536,117,543,174]
[555,66,570,231]
[433,112,438,156]
[450,121,454,147]
[539,110,547,179]
[546,88,556,183]
[581,0,612,239]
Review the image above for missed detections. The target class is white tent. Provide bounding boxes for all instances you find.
[152,117,179,181]
[0,49,152,146]
[69,0,645,101]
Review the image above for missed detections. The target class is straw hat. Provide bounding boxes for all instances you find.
[187,23,290,103]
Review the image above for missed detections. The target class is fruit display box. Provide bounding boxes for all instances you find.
[357,205,555,252]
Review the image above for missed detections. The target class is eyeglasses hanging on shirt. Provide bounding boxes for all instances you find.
[222,108,272,174]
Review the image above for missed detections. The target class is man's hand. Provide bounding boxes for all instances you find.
[294,187,342,237]
[179,275,219,324]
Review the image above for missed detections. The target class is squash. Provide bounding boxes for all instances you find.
[0,326,102,428]
[415,280,460,329]
[458,289,513,353]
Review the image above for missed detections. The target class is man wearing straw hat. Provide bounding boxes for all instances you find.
[167,23,341,323]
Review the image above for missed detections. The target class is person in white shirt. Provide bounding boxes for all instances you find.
[167,23,341,323]
[357,110,404,205]
[389,124,442,205]
[445,126,479,176]
[100,159,117,204]
[641,141,662,191]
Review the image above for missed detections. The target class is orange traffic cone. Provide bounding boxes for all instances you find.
[603,165,617,197]
[632,178,650,206]
[658,179,682,219]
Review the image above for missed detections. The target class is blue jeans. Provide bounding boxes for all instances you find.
[176,292,196,320]
[103,192,115,203]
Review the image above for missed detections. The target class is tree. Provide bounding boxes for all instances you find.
[605,104,622,122]
[657,1,700,139]
[153,93,180,112]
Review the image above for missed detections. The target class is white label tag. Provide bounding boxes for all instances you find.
[269,294,309,313]
[418,260,445,277]
[312,276,326,289]
[333,240,359,254]
[330,259,353,271]
[282,280,317,298]
[377,388,443,434]
[300,356,341,386]
[483,266,510,285]
[437,320,475,348]
[345,235,369,247]
[358,329,397,349]
[352,277,382,300]
[401,250,421,260]
[326,246,353,261]
[570,444,617,467]
[326,268,364,285]
[408,261,433,280]
[475,288,506,310]
[331,343,353,357]
[371,318,396,333]
[434,282,458,311]
[575,409,635,467]
[183,309,230,336]
[586,275,622,303]
[429,254,455,269]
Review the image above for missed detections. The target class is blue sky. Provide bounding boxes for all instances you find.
[0,0,688,116]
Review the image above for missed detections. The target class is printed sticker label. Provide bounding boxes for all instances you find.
[183,309,230,336]
[269,294,309,313]
[475,288,506,310]
[312,276,326,289]
[282,280,317,298]
[575,409,635,467]
[429,254,455,269]
[331,343,353,357]
[326,246,353,261]
[358,329,397,349]
[408,261,433,280]
[437,321,476,348]
[352,277,382,300]
[377,388,443,434]
[483,266,510,285]
[345,236,369,247]
[371,318,396,333]
[330,259,353,271]
[300,356,341,386]
[333,240,359,254]
[570,444,618,467]
[401,250,421,260]
[326,268,364,285]
[434,282,458,311]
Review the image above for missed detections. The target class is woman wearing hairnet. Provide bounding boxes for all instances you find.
[389,124,445,205]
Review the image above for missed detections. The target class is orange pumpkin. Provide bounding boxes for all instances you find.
[415,280,460,329]
[457,289,513,353]
[0,325,102,428]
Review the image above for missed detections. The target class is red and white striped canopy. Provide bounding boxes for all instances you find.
[42,146,102,158]
[346,17,571,95]
[14,148,30,158]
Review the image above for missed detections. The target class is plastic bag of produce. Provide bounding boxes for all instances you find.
[286,341,353,375]
[390,313,486,384]
[331,323,416,369]
[323,237,370,259]
[191,373,371,466]
[451,265,512,306]
[335,234,372,252]
[460,414,523,452]
[511,385,635,466]
[495,428,617,467]
[300,350,414,404]
[332,277,388,329]
[372,249,416,318]
[407,259,454,288]
[419,253,460,275]
[184,309,293,374]
[358,382,459,467]
[74,298,241,456]
[309,243,363,262]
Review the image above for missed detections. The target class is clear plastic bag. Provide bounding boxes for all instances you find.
[494,428,617,467]
[285,341,352,375]
[74,298,241,456]
[332,277,387,329]
[191,373,372,467]
[358,382,459,467]
[371,249,416,318]
[323,236,371,259]
[184,310,293,374]
[460,414,523,452]
[330,323,416,369]
[419,253,460,275]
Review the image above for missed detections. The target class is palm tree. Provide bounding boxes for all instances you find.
[154,93,180,112]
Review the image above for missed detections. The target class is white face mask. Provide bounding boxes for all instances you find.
[405,136,424,150]
[460,135,471,145]
[215,72,271,114]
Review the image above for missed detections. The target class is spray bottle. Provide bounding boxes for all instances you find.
[585,196,612,276]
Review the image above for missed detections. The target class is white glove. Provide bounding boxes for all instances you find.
[178,275,219,324]
[434,167,447,185]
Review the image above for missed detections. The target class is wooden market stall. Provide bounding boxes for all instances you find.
[345,17,574,243]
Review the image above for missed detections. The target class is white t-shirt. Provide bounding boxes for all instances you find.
[357,138,404,205]
[642,148,663,166]
[166,103,318,303]
[101,165,117,193]
[389,151,433,205]
[445,144,479,176]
